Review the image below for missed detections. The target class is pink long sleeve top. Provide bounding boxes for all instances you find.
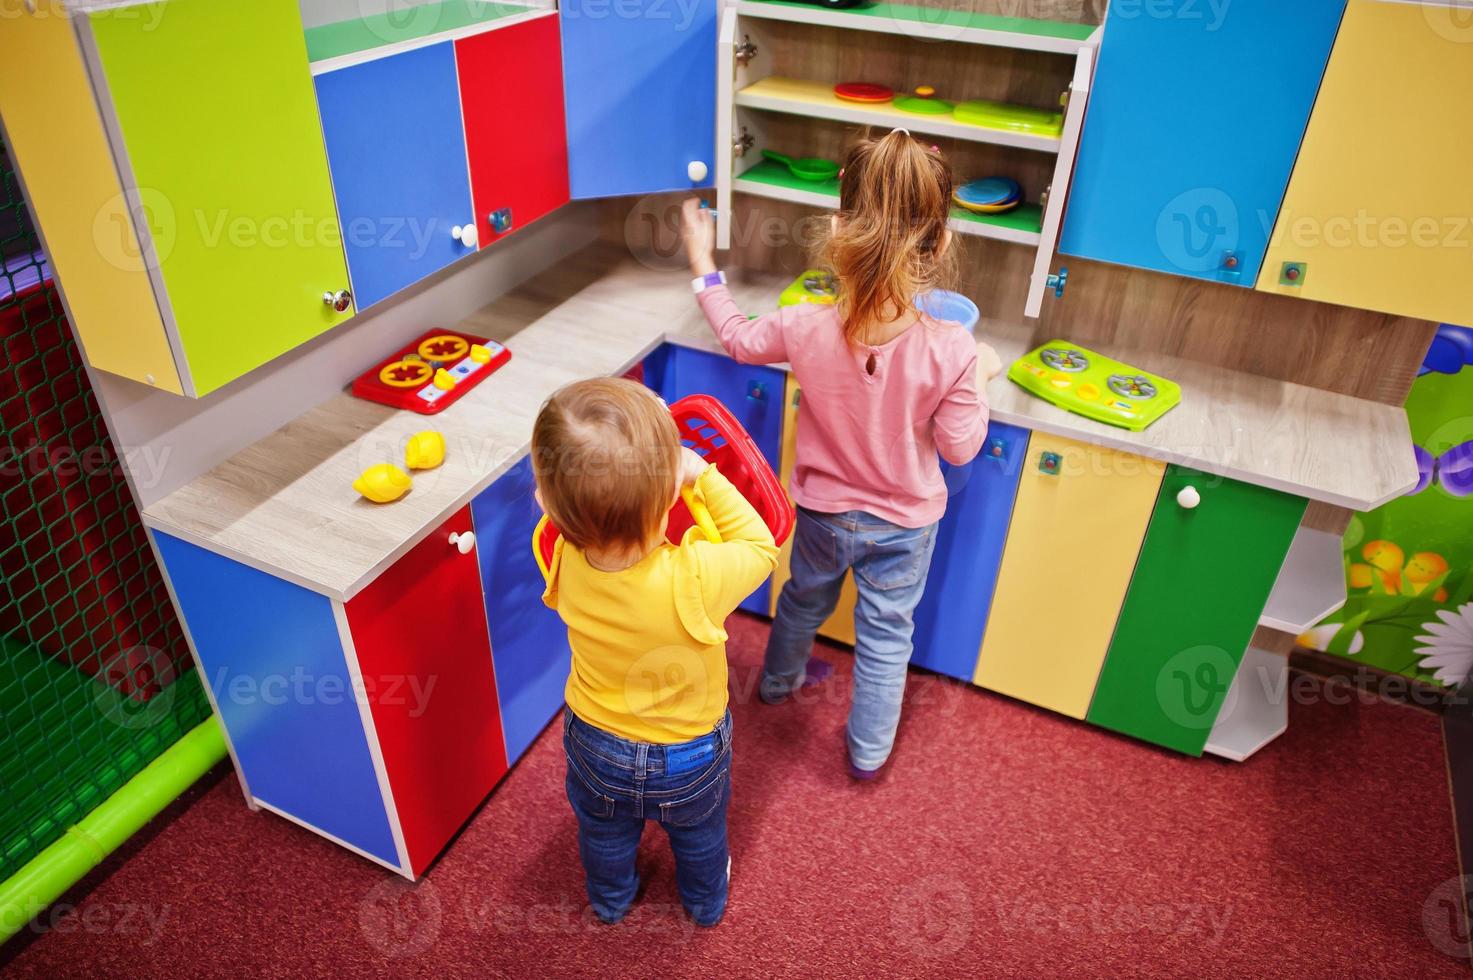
[696,284,989,529]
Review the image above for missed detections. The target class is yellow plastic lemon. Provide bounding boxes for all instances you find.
[405,430,446,471]
[353,463,412,503]
[433,368,457,391]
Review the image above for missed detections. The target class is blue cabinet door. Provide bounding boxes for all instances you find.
[1058,0,1345,285]
[910,422,1030,683]
[560,0,717,198]
[153,532,399,867]
[470,457,573,766]
[653,344,785,615]
[315,42,476,309]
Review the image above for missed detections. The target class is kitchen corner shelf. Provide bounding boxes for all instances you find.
[734,157,1043,245]
[734,0,1099,54]
[1258,526,1348,634]
[1203,646,1288,762]
[717,3,1098,317]
[735,77,1063,153]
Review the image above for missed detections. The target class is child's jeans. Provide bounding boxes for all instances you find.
[762,507,938,771]
[563,708,732,926]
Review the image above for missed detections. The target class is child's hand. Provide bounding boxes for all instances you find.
[977,342,1004,382]
[679,447,709,487]
[681,198,718,277]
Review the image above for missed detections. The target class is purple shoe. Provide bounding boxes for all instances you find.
[848,761,880,781]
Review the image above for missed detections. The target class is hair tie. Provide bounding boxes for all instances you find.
[890,127,910,137]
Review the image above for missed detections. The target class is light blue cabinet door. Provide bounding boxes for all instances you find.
[470,457,572,766]
[1059,0,1345,285]
[910,423,1030,683]
[560,0,717,198]
[315,42,476,309]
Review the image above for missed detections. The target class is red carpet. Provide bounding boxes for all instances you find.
[4,614,1465,977]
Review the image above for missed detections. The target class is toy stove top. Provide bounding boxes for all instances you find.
[1008,340,1181,431]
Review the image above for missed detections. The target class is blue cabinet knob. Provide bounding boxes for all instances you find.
[747,381,767,402]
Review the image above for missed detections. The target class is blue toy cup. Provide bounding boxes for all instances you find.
[915,289,980,333]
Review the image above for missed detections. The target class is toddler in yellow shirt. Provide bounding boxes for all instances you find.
[532,377,778,927]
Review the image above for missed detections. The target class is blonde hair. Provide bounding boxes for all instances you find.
[820,130,957,344]
[531,378,680,553]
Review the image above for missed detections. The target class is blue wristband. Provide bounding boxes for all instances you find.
[691,271,726,294]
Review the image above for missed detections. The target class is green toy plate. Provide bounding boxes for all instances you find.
[953,99,1064,137]
[1007,340,1181,431]
[761,149,840,182]
[894,95,954,115]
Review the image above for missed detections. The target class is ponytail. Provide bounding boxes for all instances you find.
[820,129,956,345]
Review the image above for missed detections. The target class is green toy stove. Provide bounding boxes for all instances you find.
[1008,340,1181,431]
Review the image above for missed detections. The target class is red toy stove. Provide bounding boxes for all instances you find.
[350,328,511,414]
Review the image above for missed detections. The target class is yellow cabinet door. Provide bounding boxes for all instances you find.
[974,432,1164,718]
[1256,0,1473,324]
[0,1,181,394]
[770,375,857,645]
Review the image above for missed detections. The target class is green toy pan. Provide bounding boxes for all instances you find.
[762,149,840,182]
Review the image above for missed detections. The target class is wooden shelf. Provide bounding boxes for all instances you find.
[1203,646,1288,762]
[734,158,1043,245]
[734,0,1098,54]
[1259,526,1347,634]
[735,77,1063,154]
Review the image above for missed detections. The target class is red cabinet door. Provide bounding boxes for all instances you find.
[456,15,570,247]
[345,506,507,875]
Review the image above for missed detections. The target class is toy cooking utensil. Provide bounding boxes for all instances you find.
[351,328,510,414]
[1008,340,1182,431]
[953,99,1065,137]
[954,177,1023,214]
[833,81,894,103]
[894,85,953,115]
[761,149,840,182]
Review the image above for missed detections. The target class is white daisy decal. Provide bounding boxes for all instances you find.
[1414,602,1473,687]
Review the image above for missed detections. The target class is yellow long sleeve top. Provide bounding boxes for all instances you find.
[541,465,780,744]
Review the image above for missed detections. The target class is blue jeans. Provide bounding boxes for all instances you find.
[763,507,938,771]
[563,709,732,926]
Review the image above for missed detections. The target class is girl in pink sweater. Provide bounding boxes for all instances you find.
[681,130,995,778]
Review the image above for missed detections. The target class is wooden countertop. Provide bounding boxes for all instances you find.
[141,246,1416,600]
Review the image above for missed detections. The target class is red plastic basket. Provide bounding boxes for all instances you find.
[536,393,793,570]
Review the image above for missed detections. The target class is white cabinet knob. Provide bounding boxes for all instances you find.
[687,160,709,183]
[449,531,476,554]
[1176,486,1201,510]
[452,224,478,248]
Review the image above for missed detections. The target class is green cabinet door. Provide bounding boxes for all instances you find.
[1086,467,1306,755]
[87,0,352,396]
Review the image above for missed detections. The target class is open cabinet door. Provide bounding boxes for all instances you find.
[1024,42,1093,319]
[715,7,736,250]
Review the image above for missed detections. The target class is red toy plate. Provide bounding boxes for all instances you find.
[350,328,510,414]
[834,81,894,104]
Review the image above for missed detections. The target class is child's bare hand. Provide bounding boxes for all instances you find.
[681,198,717,277]
[679,447,709,486]
[977,342,1004,382]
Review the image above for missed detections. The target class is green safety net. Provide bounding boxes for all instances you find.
[0,134,212,885]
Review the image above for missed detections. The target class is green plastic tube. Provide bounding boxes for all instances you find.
[0,717,226,944]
